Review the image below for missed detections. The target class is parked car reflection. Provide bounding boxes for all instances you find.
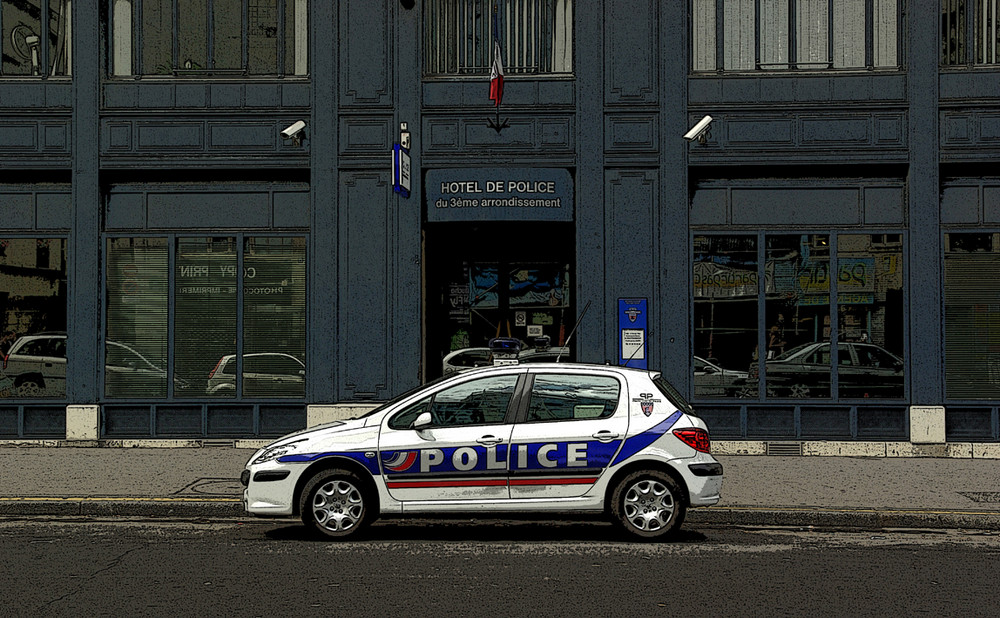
[206,352,305,397]
[693,356,748,397]
[441,345,572,375]
[1,332,187,398]
[737,341,903,399]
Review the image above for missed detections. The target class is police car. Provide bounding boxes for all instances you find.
[241,362,723,541]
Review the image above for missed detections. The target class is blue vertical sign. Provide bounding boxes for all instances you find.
[618,298,648,369]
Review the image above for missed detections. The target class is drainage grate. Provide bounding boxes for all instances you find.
[766,441,803,456]
[959,492,1000,503]
[201,439,235,448]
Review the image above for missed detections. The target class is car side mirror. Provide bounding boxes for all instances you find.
[412,411,432,430]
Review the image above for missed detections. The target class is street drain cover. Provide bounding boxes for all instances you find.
[959,491,1000,503]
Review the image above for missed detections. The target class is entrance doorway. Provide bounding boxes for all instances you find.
[425,222,575,379]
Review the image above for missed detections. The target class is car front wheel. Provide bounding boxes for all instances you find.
[610,470,686,541]
[300,469,374,540]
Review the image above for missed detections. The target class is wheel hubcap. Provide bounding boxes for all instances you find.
[311,480,364,532]
[623,479,674,531]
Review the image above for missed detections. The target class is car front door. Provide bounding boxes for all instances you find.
[378,372,523,504]
[508,370,629,499]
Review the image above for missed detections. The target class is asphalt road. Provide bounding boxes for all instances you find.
[3,517,999,616]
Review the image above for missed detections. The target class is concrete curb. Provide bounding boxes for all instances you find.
[2,500,999,531]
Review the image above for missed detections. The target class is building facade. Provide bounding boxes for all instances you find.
[0,0,997,449]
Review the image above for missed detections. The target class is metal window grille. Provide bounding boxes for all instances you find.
[424,0,572,76]
[693,0,899,72]
[0,0,71,76]
[941,0,1000,66]
[111,0,306,77]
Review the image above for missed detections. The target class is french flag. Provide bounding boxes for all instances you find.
[489,6,504,107]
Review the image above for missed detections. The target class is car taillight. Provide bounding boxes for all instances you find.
[673,428,711,453]
[208,358,223,379]
[2,354,7,370]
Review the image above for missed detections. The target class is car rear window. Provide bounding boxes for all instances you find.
[652,374,694,415]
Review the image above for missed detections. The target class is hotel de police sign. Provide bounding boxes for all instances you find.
[425,168,573,222]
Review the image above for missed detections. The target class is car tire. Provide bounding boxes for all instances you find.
[610,470,686,541]
[299,469,374,540]
[14,379,42,397]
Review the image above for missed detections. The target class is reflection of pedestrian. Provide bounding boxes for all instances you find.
[767,313,786,359]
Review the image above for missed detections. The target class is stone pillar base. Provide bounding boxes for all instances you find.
[66,405,100,441]
[909,405,946,444]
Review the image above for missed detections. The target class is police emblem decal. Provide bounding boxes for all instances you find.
[632,392,660,417]
[624,307,642,323]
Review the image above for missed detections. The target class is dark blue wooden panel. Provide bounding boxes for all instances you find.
[37,193,72,229]
[605,0,658,105]
[732,188,860,226]
[940,186,980,224]
[863,187,905,225]
[207,406,254,436]
[340,1,391,106]
[273,192,310,228]
[339,171,390,399]
[146,192,270,228]
[0,194,35,228]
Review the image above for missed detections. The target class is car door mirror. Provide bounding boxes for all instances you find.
[412,411,432,430]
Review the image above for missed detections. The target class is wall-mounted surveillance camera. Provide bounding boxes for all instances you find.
[683,115,713,144]
[281,120,306,147]
[281,120,306,140]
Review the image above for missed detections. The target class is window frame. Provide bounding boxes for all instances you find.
[102,232,308,401]
[522,372,622,423]
[691,229,908,403]
[691,0,903,74]
[0,0,72,78]
[108,0,309,78]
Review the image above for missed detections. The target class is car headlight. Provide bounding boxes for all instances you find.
[252,439,307,465]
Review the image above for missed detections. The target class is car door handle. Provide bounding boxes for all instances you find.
[592,431,619,443]
[477,435,504,446]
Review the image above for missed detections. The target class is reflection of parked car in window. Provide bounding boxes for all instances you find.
[737,341,903,399]
[693,356,748,397]
[206,353,305,397]
[3,332,68,397]
[442,345,572,375]
[3,333,187,398]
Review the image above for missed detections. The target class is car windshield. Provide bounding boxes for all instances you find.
[358,374,454,419]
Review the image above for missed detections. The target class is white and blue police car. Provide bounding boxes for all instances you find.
[241,362,723,541]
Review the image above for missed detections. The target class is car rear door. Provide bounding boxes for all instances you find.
[378,371,523,503]
[507,369,628,499]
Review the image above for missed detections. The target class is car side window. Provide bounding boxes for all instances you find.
[426,375,519,427]
[388,396,432,430]
[525,374,620,422]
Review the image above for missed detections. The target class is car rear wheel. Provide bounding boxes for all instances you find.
[15,379,42,397]
[610,470,686,541]
[300,469,374,540]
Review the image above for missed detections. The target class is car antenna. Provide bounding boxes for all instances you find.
[557,300,591,363]
[622,331,650,367]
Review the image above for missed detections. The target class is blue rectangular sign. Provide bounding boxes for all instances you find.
[426,168,573,222]
[618,298,648,369]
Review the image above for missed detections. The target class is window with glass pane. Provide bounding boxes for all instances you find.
[1,0,71,76]
[106,238,169,398]
[243,237,306,397]
[692,235,757,398]
[111,0,308,76]
[692,0,899,72]
[942,0,1000,65]
[427,374,519,426]
[944,233,1000,399]
[175,237,237,398]
[0,238,67,398]
[765,234,830,398]
[424,0,573,76]
[836,234,904,398]
[526,374,619,422]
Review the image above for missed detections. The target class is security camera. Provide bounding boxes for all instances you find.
[683,115,713,143]
[281,120,306,140]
